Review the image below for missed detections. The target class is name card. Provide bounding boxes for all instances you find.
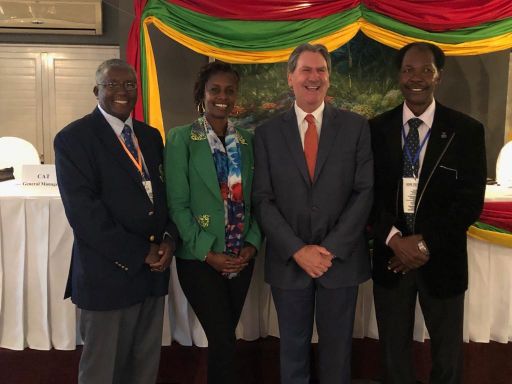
[22,164,58,188]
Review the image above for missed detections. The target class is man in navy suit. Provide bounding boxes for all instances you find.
[55,59,177,384]
[370,42,486,384]
[253,43,373,384]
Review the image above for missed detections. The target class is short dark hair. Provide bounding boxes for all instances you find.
[287,43,331,73]
[193,61,240,107]
[95,58,136,84]
[395,42,445,70]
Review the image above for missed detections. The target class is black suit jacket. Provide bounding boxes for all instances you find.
[253,104,374,289]
[55,107,177,310]
[370,102,486,298]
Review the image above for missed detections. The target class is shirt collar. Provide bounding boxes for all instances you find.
[97,104,133,136]
[402,99,435,129]
[294,101,325,126]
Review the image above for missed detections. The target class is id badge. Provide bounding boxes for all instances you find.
[142,180,154,203]
[402,177,418,214]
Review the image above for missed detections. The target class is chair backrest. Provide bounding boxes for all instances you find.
[0,137,40,180]
[496,140,512,187]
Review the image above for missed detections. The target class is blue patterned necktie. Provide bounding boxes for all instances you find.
[121,124,138,160]
[121,124,148,180]
[403,117,422,232]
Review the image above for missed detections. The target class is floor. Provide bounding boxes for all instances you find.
[1,337,511,383]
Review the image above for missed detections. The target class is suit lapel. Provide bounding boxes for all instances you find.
[281,108,311,185]
[314,104,339,181]
[135,123,161,186]
[189,121,222,201]
[417,104,455,195]
[387,107,404,181]
[92,109,146,190]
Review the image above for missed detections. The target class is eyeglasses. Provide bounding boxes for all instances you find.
[97,81,137,91]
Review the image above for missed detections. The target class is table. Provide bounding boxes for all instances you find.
[0,181,510,350]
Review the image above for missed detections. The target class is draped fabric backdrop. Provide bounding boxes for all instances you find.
[126,0,512,247]
[127,0,512,130]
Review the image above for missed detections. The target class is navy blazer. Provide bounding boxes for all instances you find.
[253,104,374,289]
[55,107,177,311]
[370,102,486,298]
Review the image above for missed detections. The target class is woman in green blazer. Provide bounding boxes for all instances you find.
[164,62,261,384]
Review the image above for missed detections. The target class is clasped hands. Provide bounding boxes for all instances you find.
[293,245,334,279]
[206,245,256,276]
[387,233,429,274]
[145,237,175,272]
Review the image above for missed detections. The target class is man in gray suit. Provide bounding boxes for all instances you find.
[253,44,373,384]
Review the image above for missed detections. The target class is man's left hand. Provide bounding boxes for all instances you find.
[150,237,175,272]
[388,234,429,273]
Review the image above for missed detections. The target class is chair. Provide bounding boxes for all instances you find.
[496,140,512,187]
[0,137,40,180]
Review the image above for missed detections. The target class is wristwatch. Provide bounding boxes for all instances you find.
[417,240,430,256]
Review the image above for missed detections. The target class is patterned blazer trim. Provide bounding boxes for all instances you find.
[196,214,210,229]
[190,118,248,145]
[190,120,207,141]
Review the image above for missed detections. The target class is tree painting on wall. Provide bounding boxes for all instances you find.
[231,32,402,131]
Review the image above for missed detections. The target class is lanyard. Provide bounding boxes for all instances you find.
[401,126,431,178]
[117,134,144,176]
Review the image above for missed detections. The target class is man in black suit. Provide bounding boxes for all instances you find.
[253,43,373,384]
[55,59,177,384]
[370,42,486,384]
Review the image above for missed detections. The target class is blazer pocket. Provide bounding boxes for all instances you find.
[438,165,458,180]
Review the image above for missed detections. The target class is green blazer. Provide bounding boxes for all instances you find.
[165,120,261,261]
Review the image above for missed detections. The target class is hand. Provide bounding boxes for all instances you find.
[144,243,160,265]
[148,237,175,272]
[388,234,429,270]
[238,245,257,264]
[293,245,333,278]
[206,251,248,274]
[387,256,410,274]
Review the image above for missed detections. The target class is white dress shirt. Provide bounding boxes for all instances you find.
[386,100,436,244]
[294,101,325,149]
[97,104,150,178]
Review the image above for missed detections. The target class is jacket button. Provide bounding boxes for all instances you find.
[149,235,155,242]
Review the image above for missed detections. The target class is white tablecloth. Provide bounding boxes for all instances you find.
[0,181,510,350]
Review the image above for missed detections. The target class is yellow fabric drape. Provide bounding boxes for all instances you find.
[142,19,165,140]
[141,15,512,139]
[360,21,512,56]
[149,16,361,63]
[468,226,512,248]
[142,16,360,136]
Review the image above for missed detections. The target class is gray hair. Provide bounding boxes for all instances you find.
[95,59,137,84]
[287,43,331,74]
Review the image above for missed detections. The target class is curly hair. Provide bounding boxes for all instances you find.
[193,61,240,108]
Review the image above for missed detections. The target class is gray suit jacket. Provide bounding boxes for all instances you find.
[253,104,373,289]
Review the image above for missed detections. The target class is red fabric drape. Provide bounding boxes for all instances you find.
[480,201,512,233]
[166,0,359,20]
[127,0,147,121]
[164,0,512,29]
[364,0,512,31]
